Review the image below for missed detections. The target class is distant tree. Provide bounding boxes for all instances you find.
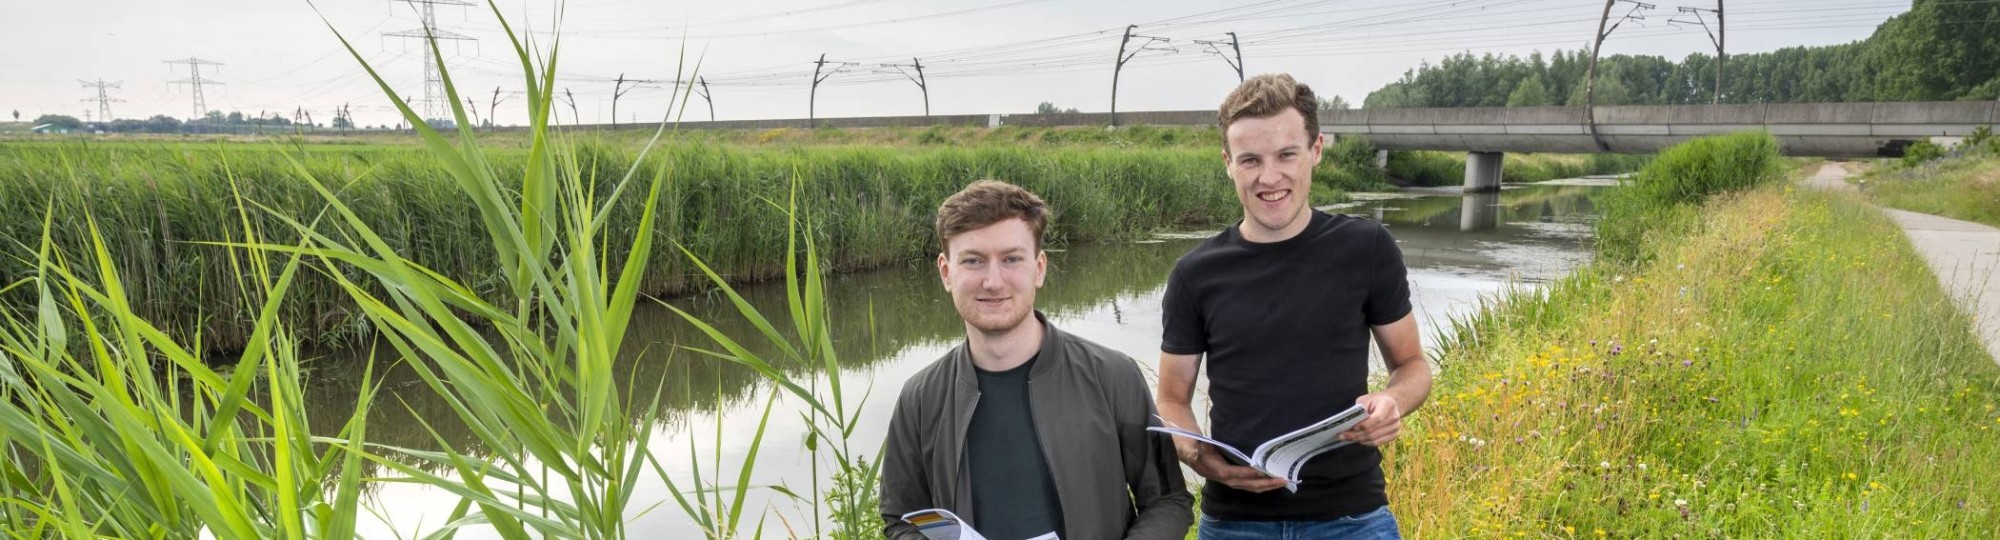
[142,115,182,133]
[203,110,226,123]
[226,111,245,124]
[1506,74,1551,107]
[1363,0,2000,107]
[1035,101,1080,115]
[331,115,353,129]
[1363,81,1419,109]
[1567,74,1632,106]
[10,110,18,122]
[33,114,82,130]
[1318,95,1352,111]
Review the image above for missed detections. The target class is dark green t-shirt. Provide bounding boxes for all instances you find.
[966,354,1064,540]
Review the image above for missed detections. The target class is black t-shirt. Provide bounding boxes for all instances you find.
[1161,210,1412,521]
[966,354,1064,539]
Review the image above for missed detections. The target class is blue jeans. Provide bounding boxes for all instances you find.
[1197,506,1401,540]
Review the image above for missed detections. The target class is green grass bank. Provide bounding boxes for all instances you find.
[1384,132,2000,536]
[1858,138,2000,228]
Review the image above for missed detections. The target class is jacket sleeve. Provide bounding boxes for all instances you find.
[880,381,932,540]
[1113,357,1195,539]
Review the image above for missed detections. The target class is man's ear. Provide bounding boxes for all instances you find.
[936,252,951,291]
[1034,250,1048,288]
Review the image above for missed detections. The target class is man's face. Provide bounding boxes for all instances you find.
[1223,108,1323,243]
[937,218,1047,335]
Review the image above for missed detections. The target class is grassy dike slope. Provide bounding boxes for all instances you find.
[1384,147,2000,535]
[1860,147,2000,229]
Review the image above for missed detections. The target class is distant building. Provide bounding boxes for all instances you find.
[30,124,74,134]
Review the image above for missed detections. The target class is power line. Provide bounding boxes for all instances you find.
[79,79,124,123]
[385,0,478,118]
[165,57,225,119]
[877,58,930,115]
[611,73,661,125]
[1112,25,1173,126]
[1586,0,1655,111]
[1194,32,1245,82]
[536,0,1052,40]
[697,77,715,121]
[1669,1,1724,103]
[811,54,860,126]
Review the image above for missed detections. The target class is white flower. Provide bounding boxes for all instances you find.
[1674,499,1688,507]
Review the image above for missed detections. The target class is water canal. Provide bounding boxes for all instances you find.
[330,179,1611,536]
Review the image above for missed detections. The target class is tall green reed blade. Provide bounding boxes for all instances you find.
[665,170,881,538]
[248,1,707,537]
[0,178,361,540]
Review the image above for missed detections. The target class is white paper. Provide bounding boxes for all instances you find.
[900,508,987,540]
[1149,404,1370,492]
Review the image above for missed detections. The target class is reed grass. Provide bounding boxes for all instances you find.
[4,1,726,537]
[0,169,377,538]
[0,138,1247,351]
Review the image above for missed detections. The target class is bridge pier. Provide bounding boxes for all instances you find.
[1464,151,1503,193]
[1374,149,1389,169]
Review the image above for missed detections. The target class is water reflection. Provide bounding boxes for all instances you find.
[1461,191,1500,232]
[301,235,1200,473]
[1337,184,1603,284]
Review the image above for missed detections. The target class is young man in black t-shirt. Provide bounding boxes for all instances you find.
[1155,73,1433,538]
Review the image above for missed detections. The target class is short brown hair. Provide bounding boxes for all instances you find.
[935,180,1048,252]
[1217,73,1319,150]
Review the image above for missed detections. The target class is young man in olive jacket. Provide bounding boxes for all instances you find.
[879,180,1193,540]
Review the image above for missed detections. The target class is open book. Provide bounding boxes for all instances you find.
[1149,404,1370,493]
[899,509,1059,540]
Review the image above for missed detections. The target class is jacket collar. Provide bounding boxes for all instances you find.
[951,311,1063,390]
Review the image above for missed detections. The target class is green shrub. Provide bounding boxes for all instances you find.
[1325,135,1378,168]
[1968,125,1993,148]
[1594,131,1783,263]
[1387,151,1465,186]
[915,125,951,145]
[1317,136,1394,191]
[1903,140,1945,167]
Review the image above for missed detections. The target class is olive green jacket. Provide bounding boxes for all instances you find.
[879,314,1193,540]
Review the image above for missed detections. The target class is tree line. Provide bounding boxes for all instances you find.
[1364,0,2000,108]
[27,107,376,135]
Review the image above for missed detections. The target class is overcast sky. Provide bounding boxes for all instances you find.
[3,0,1904,128]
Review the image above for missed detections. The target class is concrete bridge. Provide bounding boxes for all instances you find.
[559,101,1993,193]
[1321,101,1995,192]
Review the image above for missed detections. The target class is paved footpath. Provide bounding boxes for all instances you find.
[1807,164,2000,365]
